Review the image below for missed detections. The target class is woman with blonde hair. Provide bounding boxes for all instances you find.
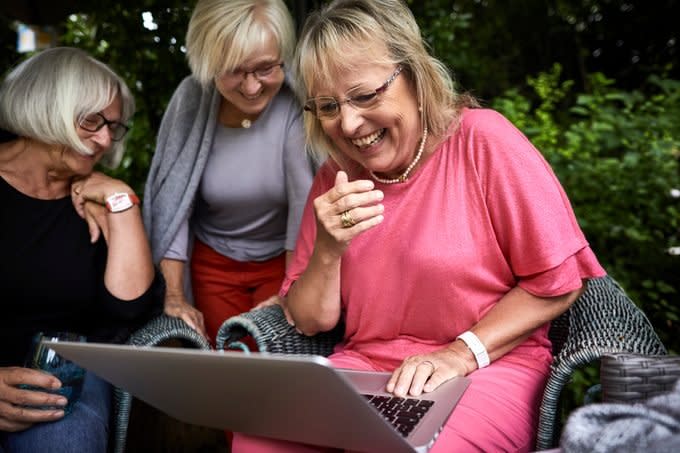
[233,0,606,451]
[143,0,316,348]
[0,47,159,452]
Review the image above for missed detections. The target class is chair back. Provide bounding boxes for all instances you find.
[216,304,343,356]
[536,275,667,450]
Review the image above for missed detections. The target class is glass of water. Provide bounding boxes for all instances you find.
[21,332,87,415]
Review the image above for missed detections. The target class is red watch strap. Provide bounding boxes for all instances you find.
[105,192,140,213]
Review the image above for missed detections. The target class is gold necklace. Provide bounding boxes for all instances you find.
[370,127,428,184]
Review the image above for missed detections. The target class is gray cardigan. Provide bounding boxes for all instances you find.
[143,76,220,264]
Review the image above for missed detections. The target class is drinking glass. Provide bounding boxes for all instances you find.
[21,331,87,415]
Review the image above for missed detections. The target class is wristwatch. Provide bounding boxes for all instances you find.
[105,192,140,213]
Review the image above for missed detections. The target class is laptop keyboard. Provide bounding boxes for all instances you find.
[362,394,435,437]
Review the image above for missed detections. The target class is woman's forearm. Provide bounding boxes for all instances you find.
[159,258,187,297]
[453,283,584,366]
[104,206,154,300]
[286,247,343,335]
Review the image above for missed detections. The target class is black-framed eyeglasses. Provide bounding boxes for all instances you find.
[222,62,285,82]
[304,66,403,120]
[78,112,129,141]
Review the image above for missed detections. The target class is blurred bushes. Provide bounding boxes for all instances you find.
[492,64,679,419]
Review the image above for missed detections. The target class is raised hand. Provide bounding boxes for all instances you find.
[70,172,136,243]
[312,170,385,256]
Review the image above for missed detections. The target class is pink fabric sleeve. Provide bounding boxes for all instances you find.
[462,109,605,296]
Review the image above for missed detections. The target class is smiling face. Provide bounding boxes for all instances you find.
[57,96,122,177]
[311,47,423,179]
[214,30,285,125]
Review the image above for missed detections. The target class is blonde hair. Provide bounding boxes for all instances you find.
[294,0,477,163]
[0,47,134,168]
[186,0,296,88]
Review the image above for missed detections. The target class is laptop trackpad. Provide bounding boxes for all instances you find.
[338,369,393,394]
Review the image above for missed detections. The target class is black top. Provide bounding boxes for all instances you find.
[0,128,16,142]
[0,175,162,366]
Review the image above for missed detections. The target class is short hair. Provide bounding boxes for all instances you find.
[0,47,134,168]
[294,0,477,164]
[186,0,296,88]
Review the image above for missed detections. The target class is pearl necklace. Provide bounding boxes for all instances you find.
[370,126,428,184]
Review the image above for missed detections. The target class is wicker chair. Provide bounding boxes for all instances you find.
[215,275,667,451]
[110,314,211,453]
[600,353,680,404]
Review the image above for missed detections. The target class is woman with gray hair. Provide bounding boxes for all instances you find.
[234,0,606,451]
[143,0,315,348]
[0,47,159,451]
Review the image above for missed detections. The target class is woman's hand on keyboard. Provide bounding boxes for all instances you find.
[386,344,476,397]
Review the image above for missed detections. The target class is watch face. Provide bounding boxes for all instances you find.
[106,193,134,212]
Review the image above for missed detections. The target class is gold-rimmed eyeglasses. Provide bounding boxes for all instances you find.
[221,62,285,82]
[78,112,129,141]
[304,66,403,120]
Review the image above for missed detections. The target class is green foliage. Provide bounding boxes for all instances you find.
[493,65,680,419]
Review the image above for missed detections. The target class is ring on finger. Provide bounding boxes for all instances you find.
[340,210,357,228]
[73,186,82,195]
[420,360,435,373]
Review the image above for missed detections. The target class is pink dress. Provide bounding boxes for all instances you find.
[233,109,606,452]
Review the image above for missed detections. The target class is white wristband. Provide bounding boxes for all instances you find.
[457,331,490,369]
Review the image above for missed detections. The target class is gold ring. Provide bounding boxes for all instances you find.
[340,210,357,228]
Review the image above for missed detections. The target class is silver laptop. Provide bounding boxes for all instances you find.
[47,341,469,453]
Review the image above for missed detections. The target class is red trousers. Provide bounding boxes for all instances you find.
[190,239,286,343]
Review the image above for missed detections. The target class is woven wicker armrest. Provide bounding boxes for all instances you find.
[215,304,343,356]
[601,353,680,403]
[111,314,211,453]
[535,276,667,450]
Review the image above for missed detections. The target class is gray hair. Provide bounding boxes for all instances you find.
[0,47,134,168]
[186,0,296,88]
[294,0,477,163]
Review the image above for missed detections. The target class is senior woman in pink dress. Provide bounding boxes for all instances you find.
[233,0,606,451]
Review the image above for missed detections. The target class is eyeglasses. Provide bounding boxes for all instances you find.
[221,62,285,82]
[304,66,403,120]
[78,112,129,141]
